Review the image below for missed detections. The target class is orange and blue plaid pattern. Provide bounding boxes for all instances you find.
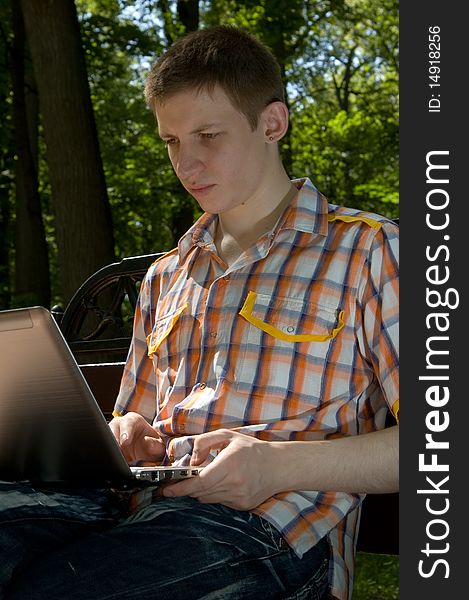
[114,178,399,599]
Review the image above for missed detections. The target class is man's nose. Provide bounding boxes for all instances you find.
[174,145,203,181]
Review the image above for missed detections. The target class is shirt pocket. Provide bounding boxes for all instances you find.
[147,303,189,359]
[239,291,344,343]
[236,291,344,399]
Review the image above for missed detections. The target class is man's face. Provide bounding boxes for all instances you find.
[154,85,271,215]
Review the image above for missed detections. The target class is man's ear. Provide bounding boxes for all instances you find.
[261,101,289,143]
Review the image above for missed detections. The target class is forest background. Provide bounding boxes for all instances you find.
[0,1,399,597]
[0,0,398,310]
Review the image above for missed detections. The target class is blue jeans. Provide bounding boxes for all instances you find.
[0,481,330,599]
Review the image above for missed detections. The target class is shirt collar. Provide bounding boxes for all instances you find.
[177,177,329,263]
[177,211,218,263]
[279,177,329,236]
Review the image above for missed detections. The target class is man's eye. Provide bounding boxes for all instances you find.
[200,133,219,140]
[164,139,177,147]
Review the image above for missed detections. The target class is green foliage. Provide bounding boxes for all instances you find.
[353,553,399,599]
[289,0,399,217]
[1,0,398,305]
[292,107,398,216]
[77,0,193,258]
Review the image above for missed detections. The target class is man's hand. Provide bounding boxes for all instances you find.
[160,425,399,504]
[161,429,281,510]
[109,412,166,464]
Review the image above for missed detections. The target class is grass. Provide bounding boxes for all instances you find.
[352,552,399,599]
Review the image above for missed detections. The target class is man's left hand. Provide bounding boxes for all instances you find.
[162,429,281,510]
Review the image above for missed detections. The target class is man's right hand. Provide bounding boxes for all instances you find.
[108,412,166,464]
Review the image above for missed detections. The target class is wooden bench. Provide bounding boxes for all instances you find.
[54,252,398,556]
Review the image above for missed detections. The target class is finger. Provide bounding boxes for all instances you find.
[142,435,166,460]
[109,417,132,448]
[118,413,153,447]
[108,418,120,441]
[124,435,164,463]
[120,443,135,463]
[162,476,206,498]
[114,415,136,446]
[190,429,234,465]
[162,459,232,500]
[195,492,238,507]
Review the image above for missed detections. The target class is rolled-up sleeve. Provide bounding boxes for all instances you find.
[113,270,158,423]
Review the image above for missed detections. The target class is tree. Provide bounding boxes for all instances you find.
[19,0,115,303]
[289,0,399,215]
[152,0,200,242]
[0,0,14,309]
[0,0,398,308]
[76,0,182,256]
[10,0,50,308]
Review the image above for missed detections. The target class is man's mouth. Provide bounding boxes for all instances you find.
[188,184,216,195]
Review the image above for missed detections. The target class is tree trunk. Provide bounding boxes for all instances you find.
[0,16,12,310]
[177,0,199,32]
[19,0,115,304]
[11,0,50,308]
[0,189,11,311]
[158,0,174,46]
[168,0,199,242]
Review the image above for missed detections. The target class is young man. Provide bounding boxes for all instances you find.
[1,26,398,600]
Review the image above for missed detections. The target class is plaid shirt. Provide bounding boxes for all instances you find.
[114,178,399,599]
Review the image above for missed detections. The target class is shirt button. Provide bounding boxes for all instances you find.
[287,326,295,333]
[210,331,217,338]
[199,382,206,390]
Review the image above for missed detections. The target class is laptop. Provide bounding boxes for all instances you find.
[0,306,203,486]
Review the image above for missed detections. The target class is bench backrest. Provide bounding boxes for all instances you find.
[53,253,163,364]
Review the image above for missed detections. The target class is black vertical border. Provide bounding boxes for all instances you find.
[400,2,467,597]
